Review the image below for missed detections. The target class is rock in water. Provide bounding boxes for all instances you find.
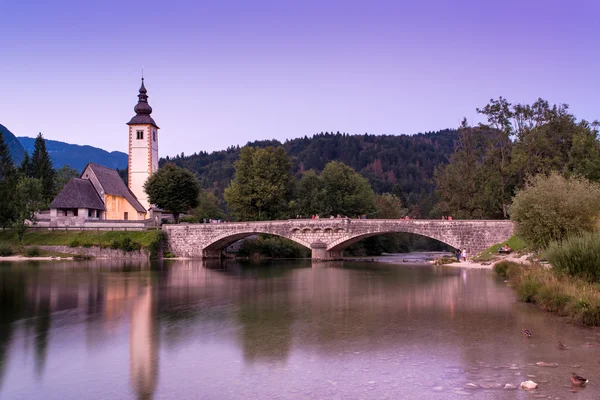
[503,384,518,390]
[520,380,538,390]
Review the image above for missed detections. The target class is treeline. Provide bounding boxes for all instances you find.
[0,133,79,240]
[435,97,600,219]
[162,130,457,217]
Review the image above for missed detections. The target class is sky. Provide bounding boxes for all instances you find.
[1,0,599,157]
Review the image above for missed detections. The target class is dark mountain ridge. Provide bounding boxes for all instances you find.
[0,124,26,164]
[18,136,128,172]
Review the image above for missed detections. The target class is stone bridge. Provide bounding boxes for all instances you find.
[163,219,514,260]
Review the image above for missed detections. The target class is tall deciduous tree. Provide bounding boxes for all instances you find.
[0,131,17,228]
[320,161,375,217]
[374,193,407,218]
[144,163,200,224]
[31,133,55,204]
[296,170,325,216]
[224,146,292,221]
[12,177,45,242]
[191,189,225,222]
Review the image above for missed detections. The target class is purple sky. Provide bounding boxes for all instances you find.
[1,0,598,157]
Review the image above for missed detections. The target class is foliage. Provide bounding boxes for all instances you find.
[31,133,56,204]
[24,247,41,257]
[236,235,310,259]
[496,262,600,326]
[436,97,600,219]
[374,193,407,218]
[0,131,18,228]
[163,130,457,218]
[295,170,324,217]
[69,239,80,247]
[54,164,79,193]
[0,244,13,257]
[545,231,600,282]
[12,176,45,242]
[109,237,142,252]
[19,151,32,177]
[510,173,600,249]
[190,189,225,222]
[320,161,376,217]
[224,146,293,220]
[144,163,200,224]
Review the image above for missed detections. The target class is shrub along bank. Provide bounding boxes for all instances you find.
[494,261,600,326]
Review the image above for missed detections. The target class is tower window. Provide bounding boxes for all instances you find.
[153,131,156,141]
[136,130,144,140]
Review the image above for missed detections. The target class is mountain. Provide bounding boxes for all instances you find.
[0,124,26,164]
[163,129,458,217]
[17,137,128,172]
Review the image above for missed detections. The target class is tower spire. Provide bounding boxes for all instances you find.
[127,77,158,128]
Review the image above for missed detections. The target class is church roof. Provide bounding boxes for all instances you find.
[127,78,159,128]
[50,178,105,210]
[84,163,147,213]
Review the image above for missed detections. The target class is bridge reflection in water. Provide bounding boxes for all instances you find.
[0,259,540,399]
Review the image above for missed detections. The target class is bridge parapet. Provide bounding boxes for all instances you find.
[163,219,514,260]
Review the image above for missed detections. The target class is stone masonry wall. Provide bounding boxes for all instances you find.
[36,245,150,260]
[164,219,515,259]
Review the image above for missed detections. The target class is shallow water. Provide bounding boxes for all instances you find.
[0,259,599,399]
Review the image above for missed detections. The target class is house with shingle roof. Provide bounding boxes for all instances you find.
[49,78,161,225]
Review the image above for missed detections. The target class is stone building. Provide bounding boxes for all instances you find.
[48,78,160,225]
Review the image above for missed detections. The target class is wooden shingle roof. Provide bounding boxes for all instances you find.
[50,178,105,210]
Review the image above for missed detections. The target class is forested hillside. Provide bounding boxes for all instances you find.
[162,130,457,217]
[0,124,25,164]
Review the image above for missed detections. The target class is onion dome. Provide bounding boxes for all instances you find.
[127,78,158,127]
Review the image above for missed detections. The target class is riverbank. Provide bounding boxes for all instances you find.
[495,260,600,326]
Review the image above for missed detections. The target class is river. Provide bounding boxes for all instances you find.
[0,258,598,399]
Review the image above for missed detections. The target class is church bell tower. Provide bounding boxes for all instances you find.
[127,78,159,212]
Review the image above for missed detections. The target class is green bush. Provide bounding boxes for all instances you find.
[69,239,81,248]
[24,247,41,257]
[545,231,600,282]
[73,254,93,261]
[510,173,600,249]
[0,244,13,257]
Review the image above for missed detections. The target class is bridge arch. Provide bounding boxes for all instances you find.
[328,231,460,253]
[203,230,313,254]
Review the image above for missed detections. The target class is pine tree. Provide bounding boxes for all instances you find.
[31,133,55,204]
[20,151,32,177]
[0,131,17,227]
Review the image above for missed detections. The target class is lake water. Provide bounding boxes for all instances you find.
[1,258,599,399]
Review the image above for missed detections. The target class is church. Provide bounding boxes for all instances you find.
[49,79,160,225]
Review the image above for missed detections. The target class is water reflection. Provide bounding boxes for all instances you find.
[0,259,599,399]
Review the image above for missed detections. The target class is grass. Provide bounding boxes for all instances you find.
[545,231,600,282]
[475,235,528,262]
[494,261,600,326]
[0,244,13,257]
[0,230,162,249]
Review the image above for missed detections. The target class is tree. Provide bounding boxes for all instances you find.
[54,165,79,193]
[12,177,45,242]
[224,146,292,220]
[191,189,225,222]
[0,131,17,228]
[510,173,600,249]
[144,163,200,224]
[31,133,55,204]
[320,161,375,217]
[19,151,32,178]
[296,170,325,216]
[434,119,490,218]
[374,193,407,218]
